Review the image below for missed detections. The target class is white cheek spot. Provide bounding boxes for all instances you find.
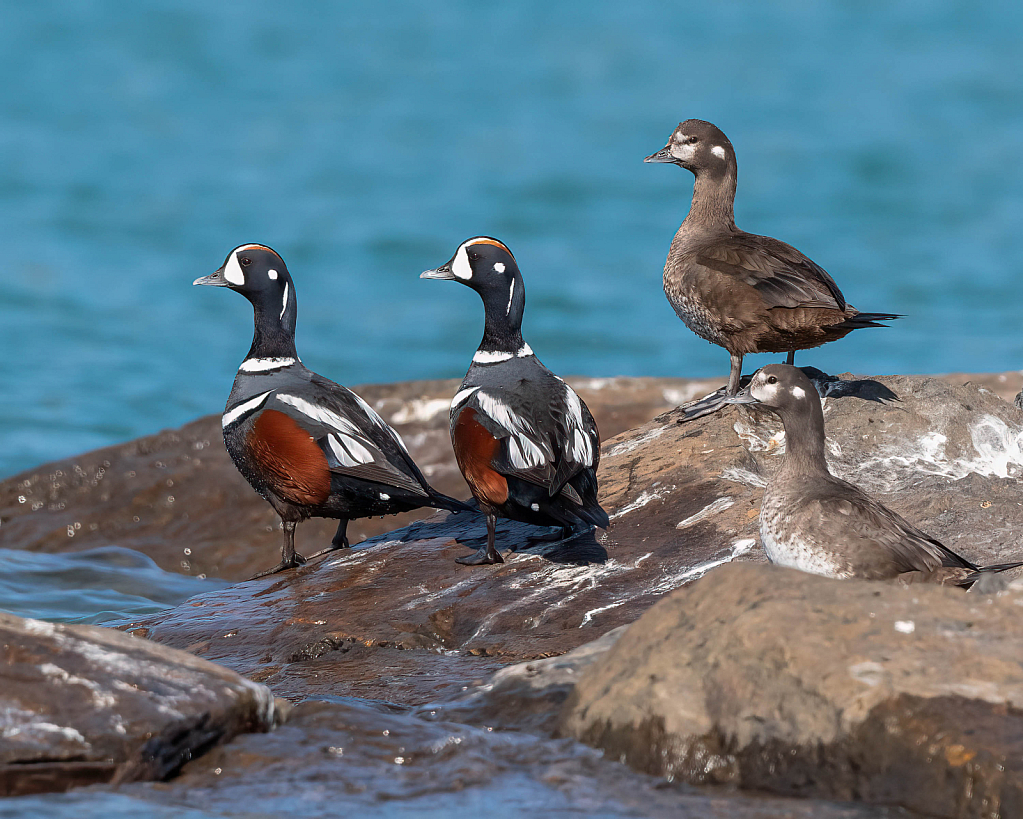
[494,262,505,273]
[791,386,806,400]
[223,253,245,286]
[267,269,278,280]
[711,145,727,159]
[452,246,472,280]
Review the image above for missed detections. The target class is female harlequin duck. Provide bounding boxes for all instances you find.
[729,364,1022,586]
[421,237,610,565]
[195,243,471,577]
[645,119,899,419]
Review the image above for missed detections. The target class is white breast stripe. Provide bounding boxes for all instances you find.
[280,282,289,320]
[239,357,297,373]
[275,393,360,435]
[223,390,273,428]
[451,386,479,409]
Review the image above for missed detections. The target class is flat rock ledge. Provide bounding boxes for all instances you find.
[0,612,276,797]
[558,562,1023,819]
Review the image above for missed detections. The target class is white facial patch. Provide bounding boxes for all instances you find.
[223,252,246,286]
[791,386,806,400]
[280,282,289,320]
[451,245,473,280]
[268,269,278,280]
[494,262,505,273]
[711,145,727,159]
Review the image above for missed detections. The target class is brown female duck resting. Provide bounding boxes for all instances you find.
[645,119,899,419]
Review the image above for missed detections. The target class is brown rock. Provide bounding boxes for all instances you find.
[0,612,276,796]
[559,561,1023,817]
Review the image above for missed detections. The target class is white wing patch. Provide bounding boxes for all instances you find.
[223,390,273,428]
[508,434,546,469]
[563,385,594,465]
[275,393,360,435]
[327,433,375,467]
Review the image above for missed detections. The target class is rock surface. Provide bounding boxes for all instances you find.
[121,372,1023,708]
[0,612,276,796]
[117,696,909,819]
[0,376,705,582]
[559,562,1023,818]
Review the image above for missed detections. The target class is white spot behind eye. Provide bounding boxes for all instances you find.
[452,245,472,280]
[711,145,726,159]
[268,269,278,280]
[791,386,806,399]
[494,262,505,273]
[223,253,245,285]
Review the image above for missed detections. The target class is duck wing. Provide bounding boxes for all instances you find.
[808,482,975,576]
[695,234,847,311]
[452,379,599,497]
[270,375,430,497]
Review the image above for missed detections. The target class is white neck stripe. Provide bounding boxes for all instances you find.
[223,390,273,428]
[239,357,298,373]
[472,343,533,365]
[280,282,289,321]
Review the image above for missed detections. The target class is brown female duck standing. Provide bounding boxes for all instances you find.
[645,119,899,419]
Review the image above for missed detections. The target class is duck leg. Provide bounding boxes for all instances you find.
[456,511,504,565]
[727,352,744,396]
[307,518,352,562]
[786,351,795,365]
[250,520,306,579]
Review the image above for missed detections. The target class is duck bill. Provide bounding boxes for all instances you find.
[193,267,230,287]
[420,262,456,281]
[724,388,759,405]
[644,146,675,164]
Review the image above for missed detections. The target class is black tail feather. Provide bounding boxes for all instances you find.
[838,311,903,330]
[428,491,476,514]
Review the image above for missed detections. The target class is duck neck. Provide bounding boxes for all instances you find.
[246,289,299,360]
[684,169,737,230]
[478,275,526,354]
[778,401,831,478]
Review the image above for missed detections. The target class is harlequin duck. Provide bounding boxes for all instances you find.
[195,243,472,577]
[645,119,899,420]
[421,237,609,565]
[728,364,1022,586]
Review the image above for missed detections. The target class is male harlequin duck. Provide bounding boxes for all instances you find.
[728,364,1022,586]
[421,237,609,565]
[645,119,899,420]
[195,243,472,577]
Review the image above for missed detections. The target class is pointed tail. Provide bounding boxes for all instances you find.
[427,490,476,514]
[837,311,902,330]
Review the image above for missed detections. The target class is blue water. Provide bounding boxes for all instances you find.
[2,1,1022,483]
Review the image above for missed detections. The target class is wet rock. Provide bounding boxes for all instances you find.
[126,372,1023,706]
[0,376,694,582]
[0,612,275,796]
[559,561,1023,818]
[118,698,910,819]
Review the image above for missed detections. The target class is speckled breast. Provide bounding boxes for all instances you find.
[759,489,845,579]
[663,269,726,346]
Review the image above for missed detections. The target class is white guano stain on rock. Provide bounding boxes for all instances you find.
[720,468,767,489]
[607,426,665,457]
[609,485,675,520]
[389,398,452,425]
[676,497,735,529]
[649,539,757,594]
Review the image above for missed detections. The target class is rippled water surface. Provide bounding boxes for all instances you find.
[2,1,1022,479]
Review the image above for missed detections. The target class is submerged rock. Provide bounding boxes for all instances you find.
[0,612,275,796]
[559,562,1023,818]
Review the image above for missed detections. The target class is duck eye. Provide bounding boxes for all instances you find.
[767,376,778,384]
[240,257,252,266]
